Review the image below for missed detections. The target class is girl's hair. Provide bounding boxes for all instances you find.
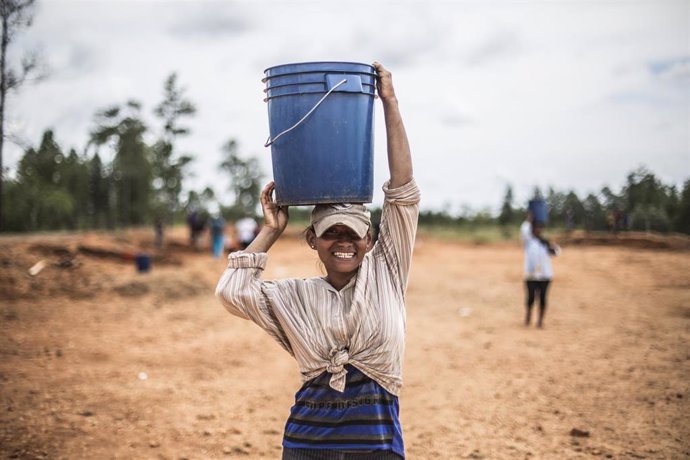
[302,225,315,245]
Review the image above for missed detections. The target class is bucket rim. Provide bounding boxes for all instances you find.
[264,69,377,78]
[263,70,377,85]
[264,61,375,76]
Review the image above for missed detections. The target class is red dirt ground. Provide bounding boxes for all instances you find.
[1,227,688,459]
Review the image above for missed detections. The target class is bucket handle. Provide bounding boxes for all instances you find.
[264,78,347,147]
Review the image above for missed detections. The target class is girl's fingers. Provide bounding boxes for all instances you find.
[261,181,276,205]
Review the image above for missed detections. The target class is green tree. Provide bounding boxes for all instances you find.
[185,188,215,212]
[623,167,670,232]
[0,0,40,230]
[674,180,690,234]
[17,129,61,186]
[57,148,90,228]
[88,152,111,228]
[624,167,666,210]
[546,187,567,226]
[600,186,623,211]
[219,139,263,218]
[498,184,514,227]
[151,72,195,219]
[89,101,152,226]
[664,185,680,231]
[583,193,607,230]
[2,178,26,230]
[13,130,74,229]
[563,191,585,229]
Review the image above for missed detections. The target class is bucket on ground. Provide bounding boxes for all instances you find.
[135,253,151,273]
[263,61,376,205]
[528,199,548,224]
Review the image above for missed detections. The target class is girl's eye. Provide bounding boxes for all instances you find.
[321,229,360,240]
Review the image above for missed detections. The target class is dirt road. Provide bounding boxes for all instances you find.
[1,228,688,459]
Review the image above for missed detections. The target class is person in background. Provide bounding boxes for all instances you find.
[210,211,226,259]
[520,212,561,328]
[187,208,207,250]
[234,216,259,250]
[216,62,417,459]
[154,216,164,249]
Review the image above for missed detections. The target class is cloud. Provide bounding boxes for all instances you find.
[648,56,690,81]
[440,111,474,127]
[65,42,100,75]
[167,6,251,39]
[466,28,523,66]
[605,56,690,108]
[347,5,452,69]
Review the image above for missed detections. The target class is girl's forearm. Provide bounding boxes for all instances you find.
[244,226,282,253]
[382,97,413,188]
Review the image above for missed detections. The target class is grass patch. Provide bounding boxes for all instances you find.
[417,224,518,244]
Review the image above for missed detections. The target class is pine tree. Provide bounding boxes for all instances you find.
[0,0,40,230]
[152,72,195,220]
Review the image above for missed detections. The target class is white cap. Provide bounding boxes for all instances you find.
[310,203,371,239]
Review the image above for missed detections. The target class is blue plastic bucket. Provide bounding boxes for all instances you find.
[528,199,548,224]
[135,253,151,273]
[263,62,376,205]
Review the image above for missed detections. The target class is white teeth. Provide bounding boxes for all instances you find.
[334,252,355,259]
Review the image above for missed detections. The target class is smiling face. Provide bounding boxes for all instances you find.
[307,224,372,289]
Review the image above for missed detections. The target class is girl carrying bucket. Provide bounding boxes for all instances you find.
[216,62,418,459]
[520,210,561,328]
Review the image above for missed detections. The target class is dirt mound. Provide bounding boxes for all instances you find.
[0,228,202,301]
[112,274,209,300]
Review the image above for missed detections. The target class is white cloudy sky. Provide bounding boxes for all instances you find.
[6,0,689,213]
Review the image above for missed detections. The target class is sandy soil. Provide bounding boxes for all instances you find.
[1,227,688,460]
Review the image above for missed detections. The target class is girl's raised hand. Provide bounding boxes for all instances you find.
[373,61,397,102]
[260,181,289,233]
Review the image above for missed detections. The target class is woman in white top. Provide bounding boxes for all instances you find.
[520,213,560,328]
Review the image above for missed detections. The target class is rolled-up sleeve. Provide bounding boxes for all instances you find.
[375,178,421,291]
[215,251,293,353]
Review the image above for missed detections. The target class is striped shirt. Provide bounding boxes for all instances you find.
[215,178,420,455]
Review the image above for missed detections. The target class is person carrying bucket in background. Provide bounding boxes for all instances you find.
[216,62,418,459]
[520,199,561,328]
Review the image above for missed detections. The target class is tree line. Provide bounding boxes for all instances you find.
[2,72,262,232]
[501,168,690,233]
[415,167,690,234]
[4,124,690,234]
